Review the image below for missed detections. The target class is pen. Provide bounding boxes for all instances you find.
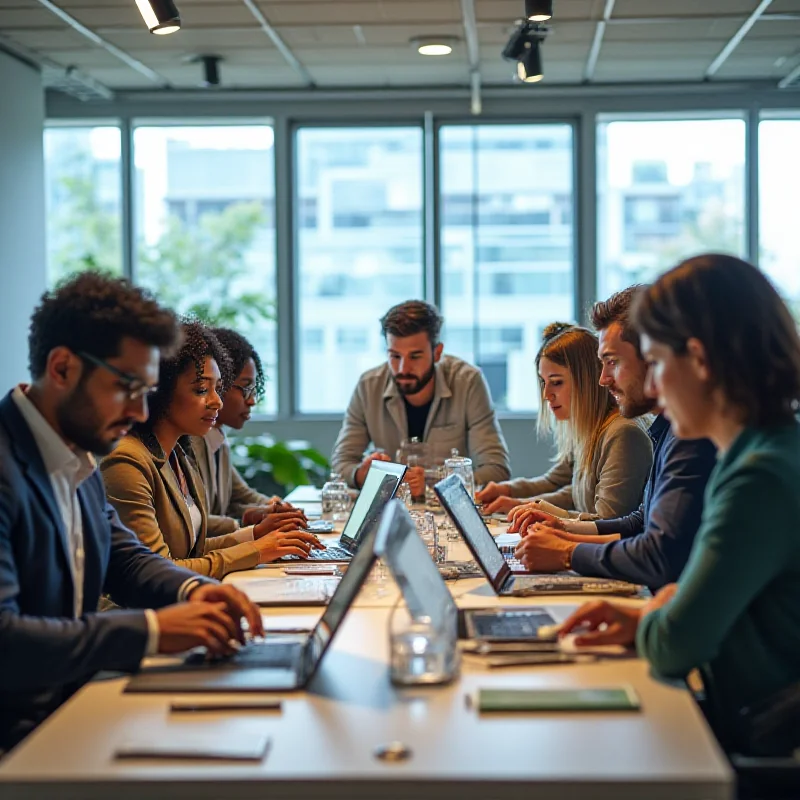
[170,701,283,713]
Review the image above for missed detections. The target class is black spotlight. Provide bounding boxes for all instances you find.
[517,40,543,83]
[525,0,552,22]
[197,55,222,86]
[502,23,529,60]
[135,0,181,35]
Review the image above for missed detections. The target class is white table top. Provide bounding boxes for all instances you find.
[0,487,734,799]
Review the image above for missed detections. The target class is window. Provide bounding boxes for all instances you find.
[598,117,746,298]
[132,124,278,414]
[296,127,424,413]
[759,118,800,319]
[44,125,122,285]
[440,124,575,412]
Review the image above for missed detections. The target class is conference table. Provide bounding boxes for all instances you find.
[0,487,734,800]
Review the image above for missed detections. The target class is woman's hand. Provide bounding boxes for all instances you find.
[482,495,525,515]
[475,481,512,504]
[507,504,564,534]
[253,531,323,564]
[558,600,641,647]
[252,510,309,537]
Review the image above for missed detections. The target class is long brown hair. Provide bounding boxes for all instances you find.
[536,322,617,475]
[632,253,800,427]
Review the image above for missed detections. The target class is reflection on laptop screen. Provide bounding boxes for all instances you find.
[376,501,456,632]
[339,463,404,548]
[436,474,507,583]
[306,524,378,674]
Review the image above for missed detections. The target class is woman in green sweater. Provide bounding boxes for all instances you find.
[560,253,800,753]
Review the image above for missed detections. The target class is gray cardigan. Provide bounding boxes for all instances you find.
[331,355,511,488]
[508,414,653,519]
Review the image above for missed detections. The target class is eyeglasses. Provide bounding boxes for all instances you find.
[77,351,157,402]
[232,383,258,401]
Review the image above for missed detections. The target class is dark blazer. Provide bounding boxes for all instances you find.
[0,391,205,752]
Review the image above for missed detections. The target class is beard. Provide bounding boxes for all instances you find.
[393,363,436,397]
[56,382,134,456]
[614,388,657,419]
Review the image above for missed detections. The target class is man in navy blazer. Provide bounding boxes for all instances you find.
[0,272,263,753]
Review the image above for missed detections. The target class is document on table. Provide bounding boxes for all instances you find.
[226,575,340,605]
[115,733,271,761]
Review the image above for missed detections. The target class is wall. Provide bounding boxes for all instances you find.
[0,50,46,389]
[244,416,556,481]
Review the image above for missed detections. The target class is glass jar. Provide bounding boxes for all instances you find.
[321,472,351,521]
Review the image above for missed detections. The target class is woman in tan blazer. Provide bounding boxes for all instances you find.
[101,321,319,580]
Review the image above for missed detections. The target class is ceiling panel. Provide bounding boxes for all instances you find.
[3,0,800,94]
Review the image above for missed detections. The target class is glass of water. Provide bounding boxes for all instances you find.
[389,608,459,686]
[409,510,445,564]
[321,473,351,522]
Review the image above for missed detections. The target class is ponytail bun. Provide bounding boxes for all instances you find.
[541,321,574,343]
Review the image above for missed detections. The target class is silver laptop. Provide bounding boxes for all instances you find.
[125,520,380,694]
[434,474,638,597]
[287,461,406,562]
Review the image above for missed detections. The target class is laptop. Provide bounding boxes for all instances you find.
[125,519,381,694]
[375,500,559,643]
[434,474,639,597]
[287,461,406,562]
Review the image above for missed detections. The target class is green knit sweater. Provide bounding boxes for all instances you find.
[637,422,800,722]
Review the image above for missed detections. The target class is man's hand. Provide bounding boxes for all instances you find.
[514,525,575,572]
[508,504,565,534]
[558,600,641,647]
[253,530,323,564]
[188,583,264,639]
[355,451,392,488]
[403,465,426,498]
[252,510,309,537]
[155,601,244,657]
[482,495,524,515]
[475,481,512,504]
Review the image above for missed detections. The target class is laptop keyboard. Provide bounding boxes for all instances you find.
[185,640,304,670]
[281,545,352,562]
[468,609,556,639]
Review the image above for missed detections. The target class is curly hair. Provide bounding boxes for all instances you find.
[136,319,232,429]
[380,300,443,346]
[28,271,178,379]
[632,254,800,428]
[211,327,266,402]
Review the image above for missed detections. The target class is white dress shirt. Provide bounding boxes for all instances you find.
[11,385,162,654]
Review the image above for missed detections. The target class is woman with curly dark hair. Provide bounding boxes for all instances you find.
[189,327,303,537]
[101,320,319,579]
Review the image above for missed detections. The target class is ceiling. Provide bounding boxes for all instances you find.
[1,0,800,97]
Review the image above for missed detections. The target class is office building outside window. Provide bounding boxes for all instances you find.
[759,117,800,320]
[440,124,575,412]
[296,127,424,413]
[44,125,122,285]
[132,124,278,413]
[597,117,747,299]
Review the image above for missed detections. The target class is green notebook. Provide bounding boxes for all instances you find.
[474,686,640,712]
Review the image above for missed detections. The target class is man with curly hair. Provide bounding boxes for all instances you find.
[0,272,263,754]
[189,327,304,536]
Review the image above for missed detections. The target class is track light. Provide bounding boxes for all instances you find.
[195,55,222,86]
[501,25,528,60]
[135,0,181,35]
[517,41,543,82]
[525,0,552,22]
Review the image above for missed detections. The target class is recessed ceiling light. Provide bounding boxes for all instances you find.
[411,37,458,56]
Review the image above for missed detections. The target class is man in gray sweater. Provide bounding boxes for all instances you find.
[331,301,511,493]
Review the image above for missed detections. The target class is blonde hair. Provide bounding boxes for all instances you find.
[536,322,617,476]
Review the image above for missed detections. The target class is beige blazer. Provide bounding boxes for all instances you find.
[331,355,511,488]
[507,414,653,520]
[189,433,272,537]
[101,433,259,579]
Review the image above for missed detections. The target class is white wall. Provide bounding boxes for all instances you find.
[0,50,46,389]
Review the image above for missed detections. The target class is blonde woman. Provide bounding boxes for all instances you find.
[476,322,652,520]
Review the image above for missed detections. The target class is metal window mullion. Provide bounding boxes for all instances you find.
[423,111,441,307]
[746,105,760,266]
[576,112,597,324]
[120,116,135,282]
[273,114,295,418]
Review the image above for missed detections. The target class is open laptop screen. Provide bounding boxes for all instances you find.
[375,500,456,632]
[339,462,405,550]
[435,474,510,590]
[303,522,379,682]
